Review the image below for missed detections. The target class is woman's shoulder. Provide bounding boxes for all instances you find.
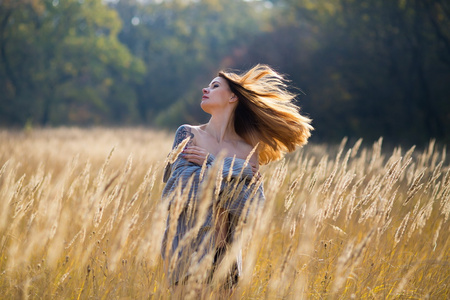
[173,124,208,146]
[175,124,206,134]
[235,139,252,152]
[175,124,194,131]
[174,124,195,138]
[172,124,196,148]
[235,139,259,164]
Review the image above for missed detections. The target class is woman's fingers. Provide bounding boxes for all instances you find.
[250,163,258,172]
[249,163,261,179]
[183,146,205,155]
[182,146,208,165]
[184,145,203,151]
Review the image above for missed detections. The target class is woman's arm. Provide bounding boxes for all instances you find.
[183,146,259,180]
[163,125,195,182]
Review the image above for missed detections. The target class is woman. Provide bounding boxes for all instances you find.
[161,64,313,286]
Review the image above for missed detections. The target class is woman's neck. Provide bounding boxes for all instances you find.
[205,114,236,144]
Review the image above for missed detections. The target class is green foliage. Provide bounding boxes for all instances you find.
[0,0,144,126]
[232,0,450,145]
[111,0,269,124]
[0,0,449,146]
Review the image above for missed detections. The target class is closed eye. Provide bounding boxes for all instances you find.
[209,80,220,88]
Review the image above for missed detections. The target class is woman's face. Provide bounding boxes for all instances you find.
[201,77,236,114]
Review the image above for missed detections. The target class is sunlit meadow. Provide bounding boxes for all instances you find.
[0,128,448,299]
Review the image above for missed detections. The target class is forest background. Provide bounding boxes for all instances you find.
[1,0,449,147]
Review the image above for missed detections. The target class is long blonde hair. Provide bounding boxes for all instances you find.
[219,64,313,165]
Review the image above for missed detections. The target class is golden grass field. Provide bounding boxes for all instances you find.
[0,127,448,299]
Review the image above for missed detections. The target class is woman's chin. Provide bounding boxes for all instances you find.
[200,101,211,112]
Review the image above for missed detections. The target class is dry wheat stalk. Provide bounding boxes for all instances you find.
[432,219,443,252]
[404,168,426,205]
[351,138,363,158]
[321,147,343,194]
[332,230,374,293]
[394,212,410,244]
[369,138,383,172]
[1,129,449,299]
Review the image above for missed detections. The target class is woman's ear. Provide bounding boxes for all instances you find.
[229,94,238,103]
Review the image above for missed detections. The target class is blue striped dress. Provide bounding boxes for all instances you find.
[161,151,265,283]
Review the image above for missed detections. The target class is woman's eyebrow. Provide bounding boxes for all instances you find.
[209,80,220,86]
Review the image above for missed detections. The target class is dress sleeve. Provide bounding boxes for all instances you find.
[163,125,195,183]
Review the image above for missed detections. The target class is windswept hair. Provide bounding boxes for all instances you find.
[219,64,313,165]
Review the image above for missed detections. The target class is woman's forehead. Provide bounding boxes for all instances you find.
[209,76,227,85]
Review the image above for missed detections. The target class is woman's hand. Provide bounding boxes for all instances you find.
[183,146,261,178]
[182,146,210,166]
[250,162,261,179]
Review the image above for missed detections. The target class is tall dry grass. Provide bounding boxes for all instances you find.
[0,128,448,299]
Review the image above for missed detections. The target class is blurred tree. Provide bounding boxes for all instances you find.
[1,0,448,147]
[0,0,145,126]
[230,0,450,145]
[110,0,270,125]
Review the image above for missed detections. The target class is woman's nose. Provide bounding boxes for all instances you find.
[202,88,208,94]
